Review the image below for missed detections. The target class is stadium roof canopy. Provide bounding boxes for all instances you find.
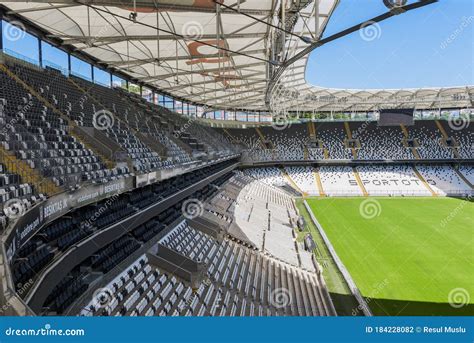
[1,0,473,113]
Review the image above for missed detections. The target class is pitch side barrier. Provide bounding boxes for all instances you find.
[241,158,474,167]
[303,200,373,317]
[0,156,239,315]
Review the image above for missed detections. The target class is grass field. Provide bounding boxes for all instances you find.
[305,197,473,316]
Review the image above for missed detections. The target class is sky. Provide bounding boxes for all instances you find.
[305,0,474,89]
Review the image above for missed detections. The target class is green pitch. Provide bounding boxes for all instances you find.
[306,197,473,316]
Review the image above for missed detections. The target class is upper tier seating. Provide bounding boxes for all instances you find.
[9,63,160,173]
[0,163,35,205]
[1,58,237,192]
[318,124,352,159]
[0,163,44,230]
[259,125,309,160]
[118,89,236,160]
[351,123,413,160]
[406,122,454,159]
[440,121,473,159]
[73,79,194,166]
[0,67,124,187]
[215,121,472,162]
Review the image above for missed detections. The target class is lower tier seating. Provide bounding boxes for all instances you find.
[319,166,363,196]
[285,166,319,195]
[80,220,334,317]
[356,165,432,196]
[416,165,472,196]
[239,165,473,197]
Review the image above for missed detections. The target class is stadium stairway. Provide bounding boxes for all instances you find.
[1,63,118,172]
[412,165,438,196]
[67,76,182,163]
[281,167,306,196]
[0,63,62,195]
[323,148,329,159]
[307,121,317,140]
[453,167,474,189]
[255,127,271,149]
[168,134,194,158]
[303,146,309,160]
[313,167,326,197]
[0,138,60,195]
[344,122,358,159]
[435,120,461,159]
[352,167,368,196]
[222,129,237,144]
[134,131,168,160]
[70,126,126,169]
[400,124,420,159]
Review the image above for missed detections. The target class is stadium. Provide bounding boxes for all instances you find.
[0,0,472,322]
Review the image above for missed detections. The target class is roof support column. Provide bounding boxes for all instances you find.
[314,0,320,37]
[281,0,285,59]
[38,37,42,67]
[1,19,4,51]
[67,53,71,75]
